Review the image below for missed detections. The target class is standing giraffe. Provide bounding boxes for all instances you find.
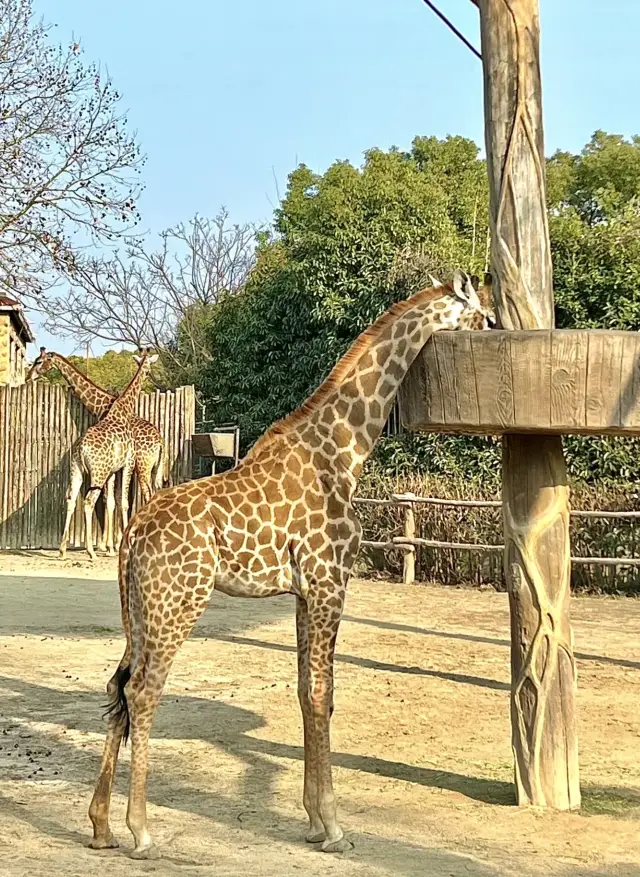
[27,350,165,552]
[88,272,494,859]
[58,349,159,560]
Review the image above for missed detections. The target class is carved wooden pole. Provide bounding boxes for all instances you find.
[476,0,580,809]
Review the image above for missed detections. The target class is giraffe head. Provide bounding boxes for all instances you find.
[133,348,159,371]
[470,271,497,328]
[429,270,496,331]
[26,347,56,382]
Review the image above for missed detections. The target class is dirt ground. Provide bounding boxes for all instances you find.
[1,552,640,877]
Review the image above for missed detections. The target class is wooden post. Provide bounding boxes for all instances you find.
[401,495,416,585]
[477,0,580,809]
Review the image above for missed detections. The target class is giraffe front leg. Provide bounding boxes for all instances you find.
[60,458,84,560]
[306,590,352,853]
[296,597,325,843]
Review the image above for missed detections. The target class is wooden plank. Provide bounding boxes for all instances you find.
[434,333,460,426]
[22,384,34,548]
[619,332,640,429]
[586,331,624,428]
[551,330,588,430]
[173,386,180,483]
[0,387,8,547]
[470,331,514,429]
[16,386,27,548]
[8,386,20,547]
[32,383,41,548]
[511,330,552,429]
[430,332,479,428]
[41,384,50,549]
[405,337,444,429]
[37,383,46,548]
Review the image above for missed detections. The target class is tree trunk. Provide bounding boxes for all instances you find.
[477,0,580,809]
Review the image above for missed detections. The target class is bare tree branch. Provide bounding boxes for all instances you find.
[0,0,143,300]
[38,210,260,380]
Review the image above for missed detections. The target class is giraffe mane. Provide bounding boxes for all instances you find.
[250,283,454,454]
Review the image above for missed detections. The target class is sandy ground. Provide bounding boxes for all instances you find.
[1,552,640,877]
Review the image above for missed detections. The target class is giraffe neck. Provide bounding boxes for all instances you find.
[251,284,480,484]
[50,353,115,417]
[106,359,149,422]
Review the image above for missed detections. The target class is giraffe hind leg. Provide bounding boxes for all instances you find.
[88,661,130,849]
[99,475,116,554]
[91,536,218,859]
[84,486,104,561]
[135,459,153,507]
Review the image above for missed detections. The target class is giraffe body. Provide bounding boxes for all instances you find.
[89,273,494,858]
[27,352,165,552]
[53,351,158,559]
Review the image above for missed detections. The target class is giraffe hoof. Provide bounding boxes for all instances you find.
[305,830,326,844]
[88,834,119,850]
[321,836,353,854]
[130,844,160,860]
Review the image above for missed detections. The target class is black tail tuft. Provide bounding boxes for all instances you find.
[102,664,131,744]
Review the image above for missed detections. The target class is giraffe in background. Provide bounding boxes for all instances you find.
[56,349,158,559]
[88,272,493,859]
[28,350,165,553]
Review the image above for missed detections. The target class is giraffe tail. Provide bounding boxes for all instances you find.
[102,528,134,742]
[103,665,131,743]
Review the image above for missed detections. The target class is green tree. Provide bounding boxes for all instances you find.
[198,137,490,444]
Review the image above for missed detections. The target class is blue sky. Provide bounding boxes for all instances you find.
[33,0,640,354]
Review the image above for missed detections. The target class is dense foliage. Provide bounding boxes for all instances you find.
[188,131,640,486]
[198,136,490,444]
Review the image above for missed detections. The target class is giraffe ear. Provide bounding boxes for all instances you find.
[148,354,159,364]
[452,269,470,300]
[453,268,483,311]
[133,354,142,365]
[428,274,443,288]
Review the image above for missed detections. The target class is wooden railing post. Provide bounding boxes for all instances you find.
[394,492,417,585]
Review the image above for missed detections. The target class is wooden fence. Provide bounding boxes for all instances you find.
[0,382,195,550]
[354,493,640,591]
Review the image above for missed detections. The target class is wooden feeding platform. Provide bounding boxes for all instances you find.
[399,329,640,437]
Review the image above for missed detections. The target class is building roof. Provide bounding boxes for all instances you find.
[0,297,35,344]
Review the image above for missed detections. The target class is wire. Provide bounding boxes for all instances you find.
[419,0,482,60]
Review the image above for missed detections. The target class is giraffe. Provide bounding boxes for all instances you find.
[27,350,165,553]
[88,271,494,860]
[56,349,159,560]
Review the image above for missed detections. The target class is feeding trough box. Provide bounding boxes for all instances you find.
[399,329,640,436]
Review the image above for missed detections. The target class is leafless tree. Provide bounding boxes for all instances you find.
[0,0,143,299]
[40,210,259,380]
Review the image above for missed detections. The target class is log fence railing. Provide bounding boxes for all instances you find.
[353,493,640,584]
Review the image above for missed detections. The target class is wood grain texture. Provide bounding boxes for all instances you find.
[478,0,580,810]
[550,331,588,429]
[401,329,640,436]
